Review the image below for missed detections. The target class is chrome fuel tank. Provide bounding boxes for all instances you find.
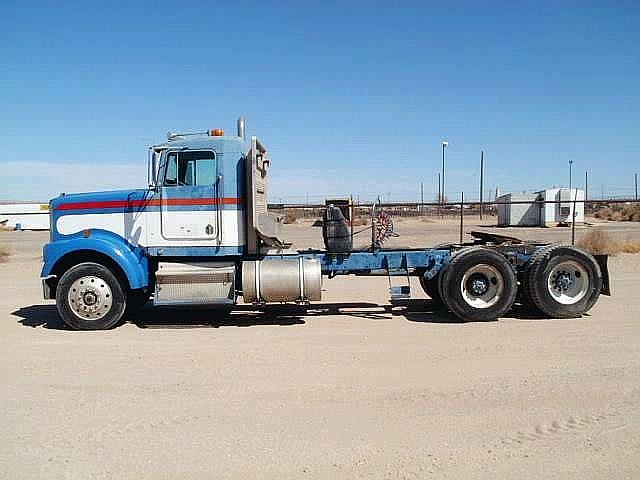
[242,258,321,303]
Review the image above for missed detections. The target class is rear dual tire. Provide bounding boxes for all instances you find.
[440,248,518,322]
[524,245,602,318]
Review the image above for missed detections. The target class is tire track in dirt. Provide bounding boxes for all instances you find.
[494,392,640,451]
[53,412,216,447]
[497,411,621,447]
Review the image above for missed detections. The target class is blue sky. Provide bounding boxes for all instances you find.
[1,1,638,202]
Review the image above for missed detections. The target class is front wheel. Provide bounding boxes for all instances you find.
[440,248,518,322]
[56,262,126,330]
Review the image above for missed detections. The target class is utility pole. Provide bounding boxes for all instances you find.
[584,170,588,201]
[584,170,589,215]
[479,151,484,220]
[420,182,424,213]
[635,173,638,201]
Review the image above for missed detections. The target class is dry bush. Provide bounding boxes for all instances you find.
[594,204,640,221]
[577,230,616,254]
[594,207,615,220]
[577,229,640,255]
[0,245,9,262]
[282,211,300,224]
[621,204,640,222]
[619,238,640,253]
[0,223,14,232]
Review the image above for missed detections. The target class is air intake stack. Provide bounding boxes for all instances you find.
[237,116,246,140]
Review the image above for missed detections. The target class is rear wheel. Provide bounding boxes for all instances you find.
[440,248,518,321]
[56,262,126,330]
[525,245,602,318]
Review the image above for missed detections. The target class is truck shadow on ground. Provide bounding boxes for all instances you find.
[12,300,561,330]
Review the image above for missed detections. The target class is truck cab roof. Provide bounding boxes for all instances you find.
[154,133,250,152]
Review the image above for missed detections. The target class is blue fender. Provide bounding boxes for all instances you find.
[41,229,149,289]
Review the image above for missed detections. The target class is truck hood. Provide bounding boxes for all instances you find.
[50,189,154,211]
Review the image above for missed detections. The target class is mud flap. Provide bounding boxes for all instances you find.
[594,254,611,296]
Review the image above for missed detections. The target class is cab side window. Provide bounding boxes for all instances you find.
[164,151,216,186]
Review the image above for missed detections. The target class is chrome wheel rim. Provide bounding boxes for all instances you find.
[547,260,589,305]
[461,264,504,309]
[67,275,112,320]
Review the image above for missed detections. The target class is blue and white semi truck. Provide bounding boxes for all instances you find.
[41,118,609,330]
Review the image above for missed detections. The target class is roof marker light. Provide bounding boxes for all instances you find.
[210,128,224,136]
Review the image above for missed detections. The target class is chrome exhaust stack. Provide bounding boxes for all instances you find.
[237,116,246,140]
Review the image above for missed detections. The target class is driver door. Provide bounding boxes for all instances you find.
[160,150,219,240]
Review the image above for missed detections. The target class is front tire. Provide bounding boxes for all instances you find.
[440,248,518,322]
[56,262,126,330]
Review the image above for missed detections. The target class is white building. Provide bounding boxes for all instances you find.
[0,203,50,230]
[496,192,540,226]
[539,188,585,226]
[497,188,584,227]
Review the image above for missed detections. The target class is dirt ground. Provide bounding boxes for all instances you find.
[1,219,639,479]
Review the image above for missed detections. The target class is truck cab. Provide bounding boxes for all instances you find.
[41,118,295,329]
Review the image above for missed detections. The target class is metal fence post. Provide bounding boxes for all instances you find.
[460,192,464,244]
[479,151,484,220]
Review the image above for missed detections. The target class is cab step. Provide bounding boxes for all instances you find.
[387,267,411,301]
[389,285,411,301]
[154,261,235,306]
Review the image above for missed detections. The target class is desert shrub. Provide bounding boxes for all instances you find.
[594,204,640,221]
[620,204,640,222]
[594,207,615,220]
[282,211,300,224]
[619,238,640,253]
[577,229,640,255]
[577,230,616,254]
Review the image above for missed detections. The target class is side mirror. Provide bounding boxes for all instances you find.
[152,153,159,185]
[148,150,160,189]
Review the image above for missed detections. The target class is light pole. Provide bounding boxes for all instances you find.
[568,160,574,192]
[441,141,448,203]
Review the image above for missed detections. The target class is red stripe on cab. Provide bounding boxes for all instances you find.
[55,197,243,211]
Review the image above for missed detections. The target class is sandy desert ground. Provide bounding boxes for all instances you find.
[0,219,639,479]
